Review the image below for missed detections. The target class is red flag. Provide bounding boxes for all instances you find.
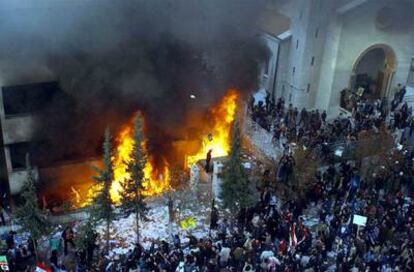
[36,262,52,272]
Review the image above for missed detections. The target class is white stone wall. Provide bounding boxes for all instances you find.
[314,13,343,111]
[327,0,414,113]
[279,0,414,114]
[275,37,292,100]
[280,0,336,109]
[260,33,280,97]
[8,168,39,195]
[283,0,312,106]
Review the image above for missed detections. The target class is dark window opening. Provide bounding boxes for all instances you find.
[293,67,296,76]
[315,28,319,38]
[307,83,311,93]
[311,56,315,66]
[2,81,60,117]
[264,58,270,75]
[9,142,30,170]
[296,39,299,49]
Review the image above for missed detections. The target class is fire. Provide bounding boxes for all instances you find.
[110,118,170,203]
[186,89,239,166]
[85,89,239,205]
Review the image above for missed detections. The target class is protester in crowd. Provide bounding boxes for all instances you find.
[0,204,6,226]
[61,226,75,256]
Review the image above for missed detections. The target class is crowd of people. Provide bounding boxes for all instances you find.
[251,87,413,180]
[1,85,414,271]
[51,153,412,271]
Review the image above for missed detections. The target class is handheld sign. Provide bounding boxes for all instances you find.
[353,214,367,226]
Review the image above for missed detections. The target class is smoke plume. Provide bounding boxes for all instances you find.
[0,0,269,167]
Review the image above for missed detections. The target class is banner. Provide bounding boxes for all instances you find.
[179,217,197,230]
[353,214,367,226]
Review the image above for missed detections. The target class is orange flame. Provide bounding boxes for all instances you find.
[186,89,239,166]
[110,118,170,203]
[85,90,238,205]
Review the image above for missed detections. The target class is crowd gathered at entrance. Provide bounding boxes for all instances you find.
[1,84,414,271]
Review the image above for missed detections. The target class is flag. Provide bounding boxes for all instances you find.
[0,255,9,271]
[289,224,297,248]
[35,263,52,272]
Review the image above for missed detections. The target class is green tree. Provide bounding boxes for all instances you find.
[91,128,114,253]
[14,165,51,260]
[119,115,148,243]
[220,120,255,213]
[292,146,320,196]
[75,219,96,251]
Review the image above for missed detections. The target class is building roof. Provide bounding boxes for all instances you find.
[258,9,291,38]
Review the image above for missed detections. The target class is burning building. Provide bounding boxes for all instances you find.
[0,81,102,208]
[0,81,242,209]
[0,0,289,208]
[108,89,240,203]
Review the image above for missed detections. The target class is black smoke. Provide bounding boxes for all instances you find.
[0,0,270,167]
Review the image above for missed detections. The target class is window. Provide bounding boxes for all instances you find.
[315,27,319,38]
[292,67,296,76]
[296,39,299,49]
[311,56,315,66]
[2,82,60,117]
[9,142,30,170]
[264,58,270,75]
[289,93,292,102]
[307,84,311,93]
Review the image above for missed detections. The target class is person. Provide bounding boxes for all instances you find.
[409,116,414,136]
[6,231,16,249]
[356,87,364,97]
[265,91,272,114]
[321,110,327,124]
[399,85,407,103]
[393,83,402,100]
[50,249,59,271]
[0,204,5,226]
[205,149,212,173]
[210,206,218,230]
[219,243,231,267]
[61,226,75,256]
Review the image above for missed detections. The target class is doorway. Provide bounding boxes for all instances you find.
[350,44,397,100]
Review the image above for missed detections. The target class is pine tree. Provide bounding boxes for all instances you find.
[119,115,148,243]
[14,165,51,260]
[220,120,255,214]
[91,128,114,253]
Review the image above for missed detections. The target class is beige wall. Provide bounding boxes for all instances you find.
[327,0,414,113]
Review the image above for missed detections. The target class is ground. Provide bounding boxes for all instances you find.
[95,170,214,256]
